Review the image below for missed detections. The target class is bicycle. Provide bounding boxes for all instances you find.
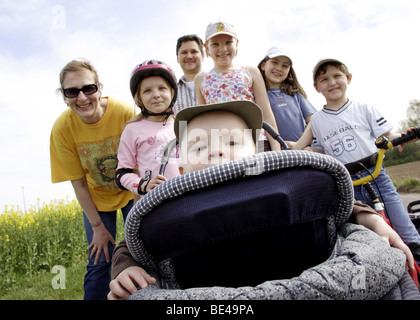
[344,127,420,288]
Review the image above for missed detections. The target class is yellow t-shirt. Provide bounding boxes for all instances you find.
[50,97,136,211]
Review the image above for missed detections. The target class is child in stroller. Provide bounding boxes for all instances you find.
[110,101,418,300]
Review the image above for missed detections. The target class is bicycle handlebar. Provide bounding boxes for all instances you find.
[345,127,420,185]
[389,127,420,147]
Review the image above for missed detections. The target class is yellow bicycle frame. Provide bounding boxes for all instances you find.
[352,137,394,186]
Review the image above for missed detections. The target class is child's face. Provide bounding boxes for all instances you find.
[138,76,174,117]
[261,56,291,88]
[314,65,352,105]
[205,34,238,69]
[179,111,256,174]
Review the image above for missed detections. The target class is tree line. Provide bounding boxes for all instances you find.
[384,99,420,167]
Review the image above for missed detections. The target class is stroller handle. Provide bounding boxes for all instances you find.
[159,138,178,175]
[262,122,291,150]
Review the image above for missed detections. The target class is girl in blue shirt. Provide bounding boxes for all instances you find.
[258,47,317,143]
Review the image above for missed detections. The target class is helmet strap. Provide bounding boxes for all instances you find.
[141,105,174,125]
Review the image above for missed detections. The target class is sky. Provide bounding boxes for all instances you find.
[1,0,420,212]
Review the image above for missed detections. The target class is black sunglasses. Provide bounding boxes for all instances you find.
[62,84,98,98]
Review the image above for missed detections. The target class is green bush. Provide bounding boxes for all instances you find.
[384,141,420,167]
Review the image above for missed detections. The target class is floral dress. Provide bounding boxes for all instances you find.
[200,66,254,104]
[200,66,269,151]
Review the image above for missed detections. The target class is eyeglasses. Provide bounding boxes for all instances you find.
[62,84,98,98]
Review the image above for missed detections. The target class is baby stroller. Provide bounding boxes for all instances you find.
[124,134,419,300]
[408,200,420,233]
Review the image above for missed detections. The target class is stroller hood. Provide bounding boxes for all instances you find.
[125,150,354,287]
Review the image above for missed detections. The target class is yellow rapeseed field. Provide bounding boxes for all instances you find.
[0,198,86,290]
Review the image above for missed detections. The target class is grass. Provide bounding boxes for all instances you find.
[1,199,125,300]
[0,264,85,300]
[393,178,420,193]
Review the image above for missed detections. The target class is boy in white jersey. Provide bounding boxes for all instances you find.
[305,58,420,252]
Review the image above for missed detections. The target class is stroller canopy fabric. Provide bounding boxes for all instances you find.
[124,150,419,300]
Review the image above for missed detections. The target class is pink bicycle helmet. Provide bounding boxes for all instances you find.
[129,60,178,107]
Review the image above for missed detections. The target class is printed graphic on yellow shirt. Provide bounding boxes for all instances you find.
[77,137,120,191]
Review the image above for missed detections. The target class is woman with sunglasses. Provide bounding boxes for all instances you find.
[50,59,136,300]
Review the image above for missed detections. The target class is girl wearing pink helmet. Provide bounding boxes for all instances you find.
[115,60,180,202]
